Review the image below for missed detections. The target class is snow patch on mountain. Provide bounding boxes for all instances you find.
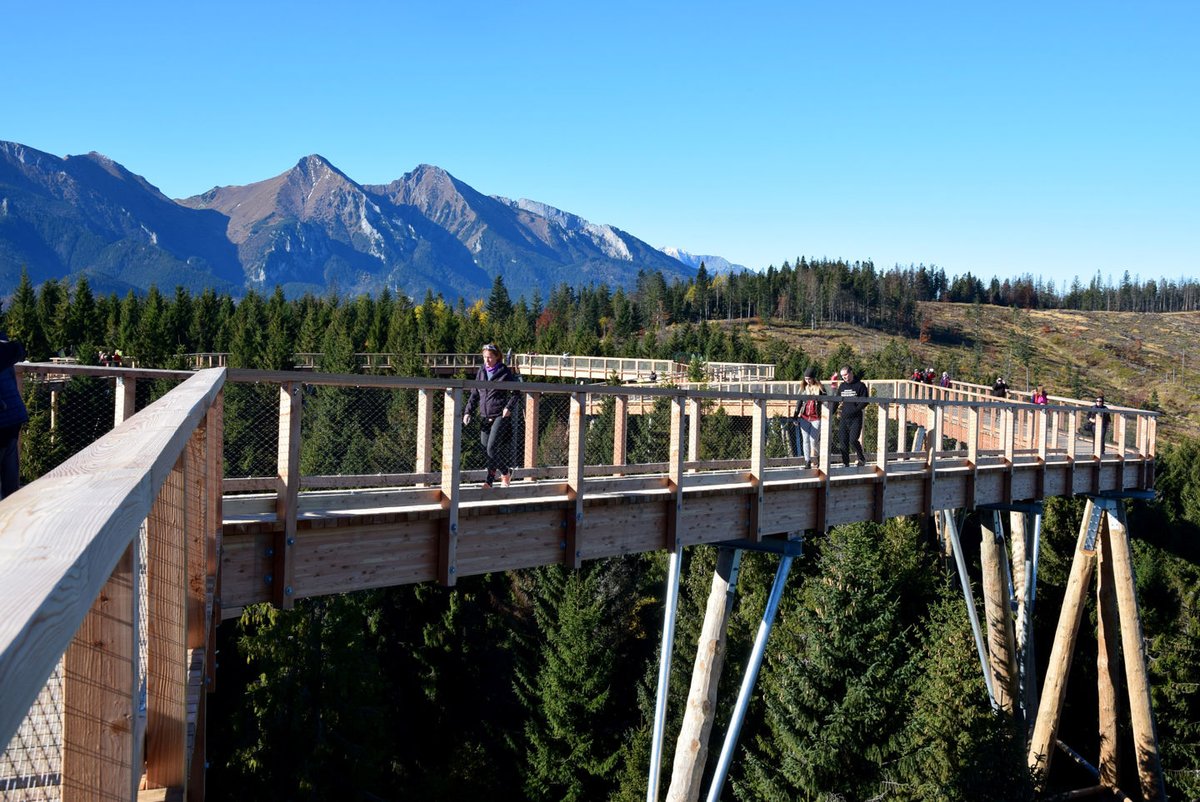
[660,247,750,274]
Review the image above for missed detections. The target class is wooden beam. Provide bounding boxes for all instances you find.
[1105,504,1166,801]
[565,392,585,568]
[415,388,435,477]
[1002,407,1015,504]
[980,511,1019,713]
[1009,510,1036,719]
[748,399,766,542]
[1028,499,1100,786]
[666,396,685,550]
[666,547,739,801]
[966,406,980,510]
[186,425,207,652]
[438,387,463,586]
[612,394,628,472]
[1066,410,1078,495]
[146,451,189,790]
[815,399,832,532]
[114,375,137,425]
[205,393,223,690]
[1096,516,1122,789]
[687,398,701,471]
[272,382,301,608]
[523,391,541,475]
[62,545,139,801]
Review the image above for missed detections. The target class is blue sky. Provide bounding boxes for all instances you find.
[4,1,1196,290]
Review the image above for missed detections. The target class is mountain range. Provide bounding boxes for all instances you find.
[0,141,711,301]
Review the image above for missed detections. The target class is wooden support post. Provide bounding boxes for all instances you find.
[1028,499,1100,786]
[1106,504,1167,801]
[613,394,628,472]
[415,388,435,479]
[273,382,300,609]
[63,546,139,801]
[980,511,1019,713]
[439,388,463,586]
[1051,407,1061,456]
[145,452,189,790]
[1096,516,1122,789]
[748,398,766,542]
[523,391,541,474]
[896,402,908,456]
[666,395,685,550]
[687,397,701,471]
[1010,510,1037,720]
[114,375,137,425]
[565,392,585,568]
[666,548,740,802]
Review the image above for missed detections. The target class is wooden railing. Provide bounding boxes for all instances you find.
[185,353,777,382]
[1,364,1158,798]
[0,368,224,800]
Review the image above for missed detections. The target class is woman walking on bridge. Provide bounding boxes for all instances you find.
[464,343,521,487]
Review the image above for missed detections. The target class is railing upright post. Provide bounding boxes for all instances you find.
[273,381,301,609]
[524,391,541,476]
[145,451,189,790]
[749,398,766,542]
[686,398,701,472]
[613,394,628,473]
[439,387,463,586]
[114,375,137,426]
[62,544,139,800]
[565,392,585,568]
[416,388,435,481]
[667,395,685,551]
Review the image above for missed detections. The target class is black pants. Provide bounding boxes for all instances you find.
[480,416,513,477]
[0,424,20,498]
[838,415,865,466]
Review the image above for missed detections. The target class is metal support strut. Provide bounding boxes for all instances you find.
[706,541,798,802]
[647,544,684,802]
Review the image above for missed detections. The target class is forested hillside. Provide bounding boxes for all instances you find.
[5,263,1199,800]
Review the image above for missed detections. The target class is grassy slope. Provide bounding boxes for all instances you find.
[725,303,1200,441]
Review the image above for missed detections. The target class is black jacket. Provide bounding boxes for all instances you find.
[466,363,521,419]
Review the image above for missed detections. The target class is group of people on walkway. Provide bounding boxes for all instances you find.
[458,342,1118,488]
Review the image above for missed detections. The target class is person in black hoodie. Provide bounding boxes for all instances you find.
[0,332,30,498]
[463,344,521,487]
[835,365,869,468]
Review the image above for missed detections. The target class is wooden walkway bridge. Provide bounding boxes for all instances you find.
[0,360,1165,800]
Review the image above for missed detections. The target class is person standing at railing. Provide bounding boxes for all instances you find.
[991,376,1009,398]
[1032,385,1049,405]
[463,343,521,488]
[1086,394,1109,455]
[792,367,823,469]
[0,332,30,498]
[835,365,869,468]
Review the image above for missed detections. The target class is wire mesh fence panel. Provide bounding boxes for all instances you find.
[625,396,673,468]
[223,382,281,480]
[584,392,616,470]
[698,403,750,462]
[296,384,421,483]
[0,666,63,801]
[530,392,571,473]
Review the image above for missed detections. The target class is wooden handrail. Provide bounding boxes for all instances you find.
[0,368,225,784]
